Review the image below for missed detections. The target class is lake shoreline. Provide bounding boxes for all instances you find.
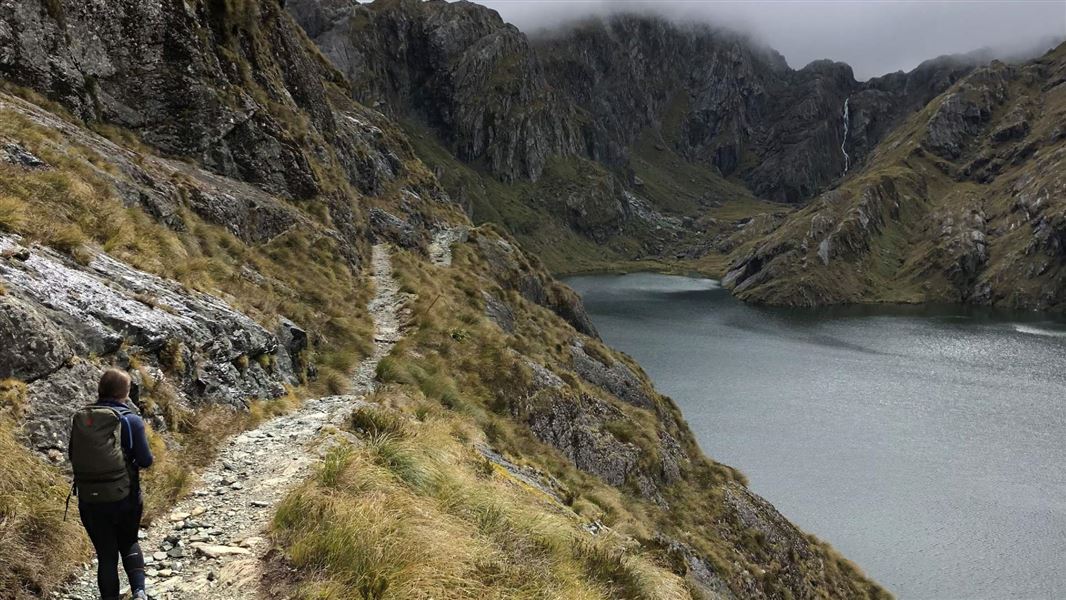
[567,272,1066,600]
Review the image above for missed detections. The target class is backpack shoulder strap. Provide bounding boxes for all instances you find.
[91,404,135,452]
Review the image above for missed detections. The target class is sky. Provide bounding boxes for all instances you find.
[475,0,1066,79]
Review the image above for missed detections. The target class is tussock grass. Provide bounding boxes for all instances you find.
[349,405,406,438]
[356,239,888,599]
[273,410,688,600]
[139,378,303,523]
[0,414,91,598]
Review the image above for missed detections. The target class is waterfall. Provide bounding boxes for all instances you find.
[840,97,850,175]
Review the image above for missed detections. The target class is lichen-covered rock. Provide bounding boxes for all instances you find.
[23,360,100,451]
[368,208,421,248]
[0,234,303,450]
[0,294,73,381]
[512,388,639,489]
[482,291,515,333]
[658,536,738,600]
[1,141,46,168]
[570,340,655,410]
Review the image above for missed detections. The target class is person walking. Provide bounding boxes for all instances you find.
[69,369,154,600]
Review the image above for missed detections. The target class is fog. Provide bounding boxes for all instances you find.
[476,0,1066,79]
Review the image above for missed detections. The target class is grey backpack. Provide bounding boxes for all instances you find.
[68,406,131,503]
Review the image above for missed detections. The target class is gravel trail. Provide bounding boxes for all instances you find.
[58,245,405,600]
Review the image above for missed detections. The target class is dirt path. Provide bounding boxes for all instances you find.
[58,245,406,600]
[428,226,468,267]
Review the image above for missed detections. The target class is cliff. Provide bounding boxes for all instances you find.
[288,0,976,202]
[722,44,1066,311]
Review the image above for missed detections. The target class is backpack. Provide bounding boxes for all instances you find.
[68,405,132,503]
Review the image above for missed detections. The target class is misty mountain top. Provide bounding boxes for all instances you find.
[475,0,1065,79]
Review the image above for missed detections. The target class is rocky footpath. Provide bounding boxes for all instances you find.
[0,234,303,453]
[56,245,408,600]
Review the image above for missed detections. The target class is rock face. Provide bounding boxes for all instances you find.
[286,0,583,183]
[473,230,598,336]
[722,46,1066,311]
[0,234,298,451]
[0,0,441,272]
[514,388,642,490]
[570,340,655,410]
[289,0,977,204]
[0,0,317,198]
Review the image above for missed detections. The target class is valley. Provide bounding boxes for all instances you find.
[0,1,1062,599]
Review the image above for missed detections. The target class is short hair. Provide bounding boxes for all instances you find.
[98,369,131,401]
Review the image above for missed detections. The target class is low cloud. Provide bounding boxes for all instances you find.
[476,0,1066,79]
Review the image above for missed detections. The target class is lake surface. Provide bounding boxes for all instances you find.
[565,273,1066,600]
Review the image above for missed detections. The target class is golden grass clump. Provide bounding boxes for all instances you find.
[272,409,690,600]
[0,414,91,598]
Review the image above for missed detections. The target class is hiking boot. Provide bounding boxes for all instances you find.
[132,590,149,600]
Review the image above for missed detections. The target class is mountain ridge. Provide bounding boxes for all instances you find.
[287,0,1065,313]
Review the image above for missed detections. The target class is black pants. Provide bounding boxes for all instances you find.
[78,499,146,599]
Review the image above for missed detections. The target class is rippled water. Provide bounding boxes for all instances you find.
[565,273,1066,600]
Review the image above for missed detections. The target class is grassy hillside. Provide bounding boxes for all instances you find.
[264,230,888,598]
[402,118,784,276]
[721,44,1066,310]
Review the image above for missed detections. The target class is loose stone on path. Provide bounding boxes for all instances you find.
[56,245,407,600]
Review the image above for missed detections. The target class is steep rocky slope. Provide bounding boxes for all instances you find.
[723,44,1066,310]
[285,0,999,280]
[0,1,885,599]
[290,0,976,202]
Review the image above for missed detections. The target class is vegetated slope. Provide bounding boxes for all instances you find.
[0,1,888,599]
[271,226,889,599]
[722,43,1066,311]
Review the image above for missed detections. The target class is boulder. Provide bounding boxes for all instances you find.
[0,294,73,382]
[368,208,420,249]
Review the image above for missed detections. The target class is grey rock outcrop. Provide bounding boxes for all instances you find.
[0,294,73,381]
[0,234,301,451]
[570,340,655,410]
[368,208,421,249]
[473,232,598,337]
[512,389,640,489]
[482,291,515,333]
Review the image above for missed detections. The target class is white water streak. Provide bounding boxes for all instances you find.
[841,96,850,175]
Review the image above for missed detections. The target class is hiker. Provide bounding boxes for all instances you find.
[69,368,154,600]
